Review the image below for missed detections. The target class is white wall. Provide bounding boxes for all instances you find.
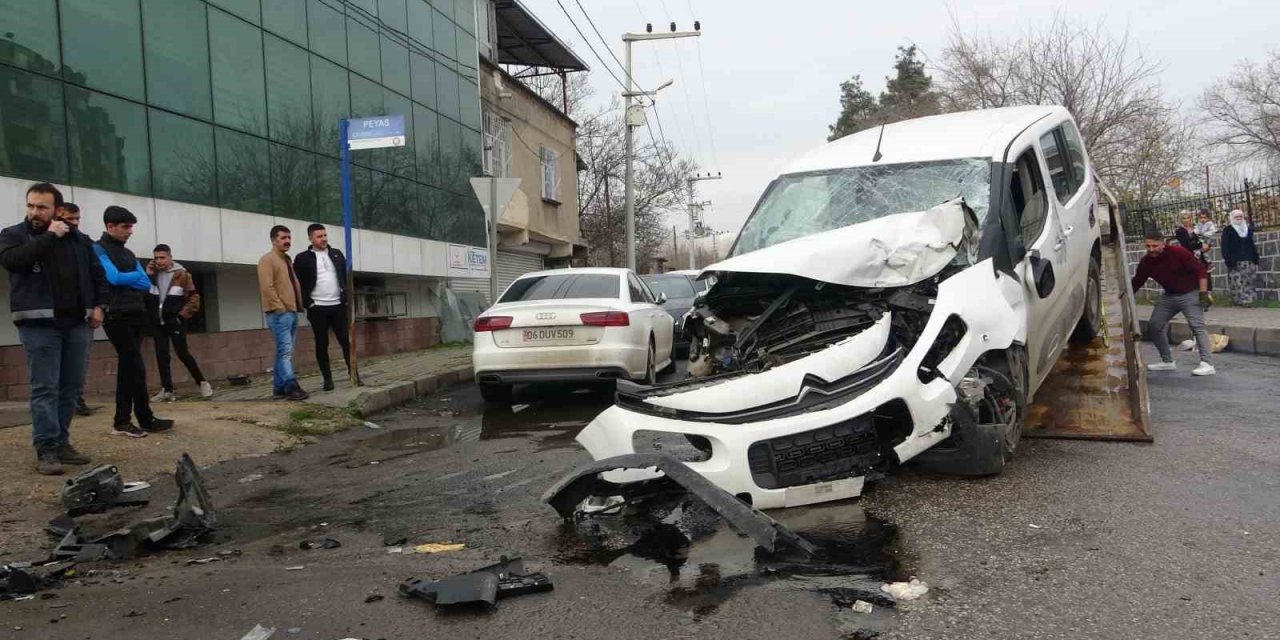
[214,264,266,332]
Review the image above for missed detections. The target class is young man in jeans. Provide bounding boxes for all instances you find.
[293,224,351,391]
[148,244,213,401]
[1130,230,1215,376]
[56,202,96,417]
[258,225,309,401]
[0,184,106,474]
[94,207,175,436]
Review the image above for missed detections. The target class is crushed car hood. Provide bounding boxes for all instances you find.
[706,198,974,288]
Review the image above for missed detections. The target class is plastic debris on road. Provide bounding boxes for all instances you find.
[240,624,276,640]
[881,578,929,601]
[363,421,381,430]
[299,539,341,550]
[852,600,874,614]
[412,542,465,554]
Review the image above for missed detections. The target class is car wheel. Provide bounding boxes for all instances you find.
[639,341,656,385]
[478,382,513,405]
[997,346,1029,461]
[1070,254,1103,344]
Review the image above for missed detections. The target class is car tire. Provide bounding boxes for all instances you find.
[1070,254,1103,344]
[478,382,513,405]
[638,341,656,385]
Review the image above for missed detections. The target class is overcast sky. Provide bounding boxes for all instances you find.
[522,0,1279,236]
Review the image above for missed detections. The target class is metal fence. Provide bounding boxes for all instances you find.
[1124,180,1280,240]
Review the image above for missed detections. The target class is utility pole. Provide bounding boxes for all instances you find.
[686,173,721,269]
[623,22,701,271]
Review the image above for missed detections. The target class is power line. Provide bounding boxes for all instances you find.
[573,0,636,88]
[687,0,720,170]
[553,0,631,93]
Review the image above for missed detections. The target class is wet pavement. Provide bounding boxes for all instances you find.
[3,348,1279,639]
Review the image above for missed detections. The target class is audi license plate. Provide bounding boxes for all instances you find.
[522,327,574,343]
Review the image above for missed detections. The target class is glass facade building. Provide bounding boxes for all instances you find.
[0,0,485,246]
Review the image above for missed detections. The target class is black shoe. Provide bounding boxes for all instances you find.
[322,377,335,392]
[286,383,310,401]
[57,445,92,465]
[142,417,175,433]
[36,448,63,476]
[272,389,286,400]
[75,399,93,416]
[112,422,148,438]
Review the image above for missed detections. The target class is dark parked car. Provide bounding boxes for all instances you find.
[642,273,700,352]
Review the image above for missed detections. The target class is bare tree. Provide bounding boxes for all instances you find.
[936,14,1174,189]
[1199,52,1280,165]
[1107,105,1201,205]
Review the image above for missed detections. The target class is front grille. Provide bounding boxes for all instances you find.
[747,417,881,490]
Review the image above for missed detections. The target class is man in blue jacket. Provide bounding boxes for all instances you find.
[0,184,107,475]
[94,206,174,437]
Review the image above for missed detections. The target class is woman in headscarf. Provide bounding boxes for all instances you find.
[1220,209,1260,306]
[1175,211,1211,288]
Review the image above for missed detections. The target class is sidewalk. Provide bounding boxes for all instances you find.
[1136,304,1280,355]
[211,344,473,415]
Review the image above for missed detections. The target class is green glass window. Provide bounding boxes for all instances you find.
[458,73,480,130]
[381,37,411,96]
[149,109,216,205]
[311,55,350,155]
[0,66,68,182]
[349,164,373,227]
[432,9,456,68]
[347,0,378,15]
[216,127,271,212]
[65,87,150,195]
[346,14,381,81]
[435,61,459,121]
[460,126,482,180]
[436,116,462,192]
[384,90,415,178]
[263,0,309,46]
[408,0,433,49]
[412,104,439,187]
[265,35,314,148]
[307,0,346,65]
[0,0,61,75]
[210,7,267,135]
[430,0,454,22]
[349,73,385,169]
[60,0,145,101]
[270,143,316,218]
[378,0,408,31]
[143,0,212,120]
[410,53,437,110]
[454,0,475,34]
[315,155,343,225]
[208,0,261,24]
[418,183,447,240]
[456,26,478,77]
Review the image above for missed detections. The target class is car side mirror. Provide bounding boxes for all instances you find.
[1028,251,1056,299]
[656,292,667,304]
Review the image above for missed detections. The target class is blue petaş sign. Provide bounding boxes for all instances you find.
[347,115,406,150]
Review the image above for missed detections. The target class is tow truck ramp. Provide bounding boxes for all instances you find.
[1024,182,1152,442]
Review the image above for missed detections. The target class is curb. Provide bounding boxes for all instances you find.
[1138,320,1280,358]
[351,365,475,417]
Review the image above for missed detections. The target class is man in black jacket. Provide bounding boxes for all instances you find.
[57,202,96,417]
[0,184,106,475]
[94,206,174,437]
[293,224,351,391]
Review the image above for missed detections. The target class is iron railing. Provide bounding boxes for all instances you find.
[1124,180,1280,240]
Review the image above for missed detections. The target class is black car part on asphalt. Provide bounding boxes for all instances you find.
[60,464,152,517]
[542,452,820,557]
[400,556,553,609]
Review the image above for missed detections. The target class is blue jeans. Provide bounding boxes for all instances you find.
[266,311,299,392]
[19,323,93,450]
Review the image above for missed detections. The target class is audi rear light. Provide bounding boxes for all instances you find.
[474,316,512,332]
[580,311,630,327]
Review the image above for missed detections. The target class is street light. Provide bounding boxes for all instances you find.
[622,26,701,271]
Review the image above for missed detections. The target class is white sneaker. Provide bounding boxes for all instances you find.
[199,381,214,398]
[1192,362,1216,376]
[151,390,175,402]
[1147,361,1176,371]
[1177,339,1195,351]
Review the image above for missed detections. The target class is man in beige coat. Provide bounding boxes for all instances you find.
[257,225,308,401]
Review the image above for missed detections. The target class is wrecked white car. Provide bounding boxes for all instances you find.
[575,106,1104,509]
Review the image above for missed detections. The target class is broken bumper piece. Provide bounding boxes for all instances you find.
[542,452,819,557]
[400,556,553,609]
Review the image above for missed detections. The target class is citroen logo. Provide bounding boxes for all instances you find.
[536,312,556,320]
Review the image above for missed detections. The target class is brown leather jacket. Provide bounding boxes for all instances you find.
[257,249,303,313]
[147,264,200,320]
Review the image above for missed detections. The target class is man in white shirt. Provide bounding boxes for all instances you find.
[293,224,351,391]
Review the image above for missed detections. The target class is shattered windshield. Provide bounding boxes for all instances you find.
[731,159,990,256]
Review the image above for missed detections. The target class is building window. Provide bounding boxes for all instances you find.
[540,145,560,202]
[483,111,511,177]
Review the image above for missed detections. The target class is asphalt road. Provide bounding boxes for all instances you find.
[3,346,1278,639]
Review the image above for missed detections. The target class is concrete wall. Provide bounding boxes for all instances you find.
[480,61,580,250]
[1125,229,1280,302]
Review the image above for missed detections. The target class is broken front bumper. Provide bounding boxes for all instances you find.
[574,260,1023,509]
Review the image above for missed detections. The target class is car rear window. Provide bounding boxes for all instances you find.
[642,275,696,299]
[499,274,620,302]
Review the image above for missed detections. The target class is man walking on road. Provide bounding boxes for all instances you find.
[148,244,213,401]
[56,202,96,417]
[258,225,309,401]
[293,224,351,391]
[95,206,175,437]
[1130,231,1215,376]
[0,184,106,474]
